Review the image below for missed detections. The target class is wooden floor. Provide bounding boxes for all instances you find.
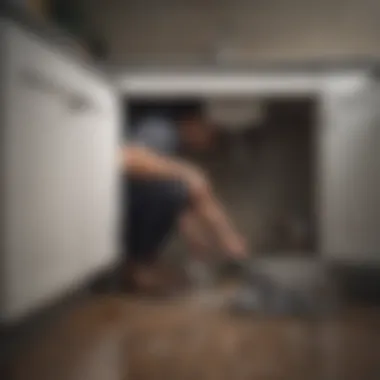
[6,287,380,380]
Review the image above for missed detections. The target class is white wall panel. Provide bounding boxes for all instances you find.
[0,21,119,323]
[319,82,380,263]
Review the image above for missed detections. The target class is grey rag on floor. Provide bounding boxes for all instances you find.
[228,264,333,317]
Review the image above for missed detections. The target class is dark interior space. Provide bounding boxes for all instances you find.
[126,98,203,130]
[126,96,318,258]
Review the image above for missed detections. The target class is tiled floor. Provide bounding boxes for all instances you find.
[6,287,380,380]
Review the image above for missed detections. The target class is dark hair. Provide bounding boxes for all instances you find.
[127,99,203,126]
[174,104,203,122]
[87,35,108,61]
[127,101,173,127]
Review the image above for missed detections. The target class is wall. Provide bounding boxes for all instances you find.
[319,82,380,263]
[84,0,380,65]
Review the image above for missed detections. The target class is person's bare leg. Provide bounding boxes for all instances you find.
[179,211,214,258]
[192,186,247,258]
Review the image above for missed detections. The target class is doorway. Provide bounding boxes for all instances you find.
[125,96,318,258]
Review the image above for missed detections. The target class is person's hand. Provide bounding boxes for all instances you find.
[224,234,248,259]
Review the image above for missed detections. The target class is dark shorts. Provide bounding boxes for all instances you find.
[122,178,190,264]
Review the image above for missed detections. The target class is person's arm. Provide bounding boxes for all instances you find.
[122,145,183,179]
[120,145,207,194]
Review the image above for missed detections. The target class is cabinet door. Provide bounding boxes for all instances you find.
[69,93,119,278]
[320,85,380,263]
[1,23,119,322]
[4,51,77,319]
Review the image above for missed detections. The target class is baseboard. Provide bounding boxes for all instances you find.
[332,263,380,306]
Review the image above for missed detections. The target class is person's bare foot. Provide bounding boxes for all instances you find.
[123,261,190,296]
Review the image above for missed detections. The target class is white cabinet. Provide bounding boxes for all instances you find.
[0,21,120,323]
